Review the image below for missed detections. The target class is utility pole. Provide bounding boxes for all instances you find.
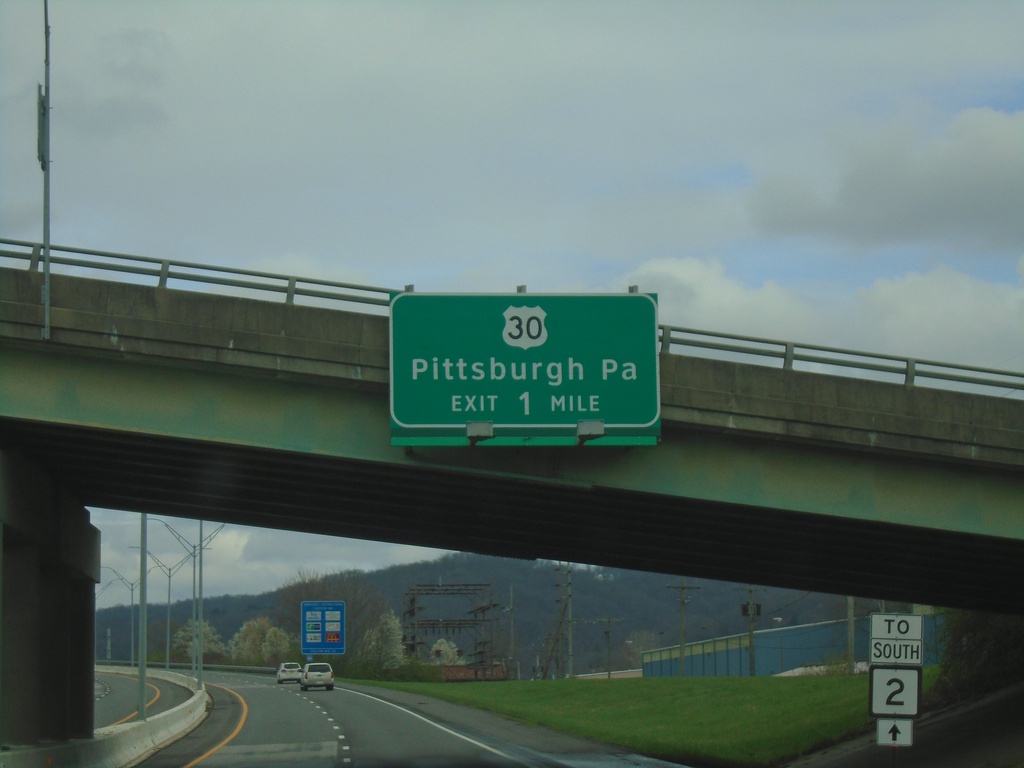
[847,596,855,674]
[506,585,516,679]
[540,563,573,679]
[666,576,700,677]
[594,617,622,679]
[742,585,763,677]
[566,565,574,678]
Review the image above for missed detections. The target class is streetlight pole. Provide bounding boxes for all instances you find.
[132,548,190,669]
[198,520,204,690]
[153,518,224,687]
[155,520,198,676]
[100,567,138,666]
[138,514,148,720]
[594,617,622,679]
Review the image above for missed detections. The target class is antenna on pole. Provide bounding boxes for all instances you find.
[39,0,52,339]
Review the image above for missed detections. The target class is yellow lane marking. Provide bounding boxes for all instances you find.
[181,682,249,768]
[107,681,161,726]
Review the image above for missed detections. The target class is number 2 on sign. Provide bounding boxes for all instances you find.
[519,392,530,415]
[885,677,906,707]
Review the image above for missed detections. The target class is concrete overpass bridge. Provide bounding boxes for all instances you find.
[1,238,1023,746]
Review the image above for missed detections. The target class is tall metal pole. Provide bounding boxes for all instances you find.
[566,566,573,679]
[164,561,172,670]
[847,596,856,674]
[667,577,699,677]
[605,627,612,679]
[153,518,222,684]
[510,586,516,679]
[594,617,621,679]
[747,585,757,677]
[679,577,686,676]
[159,555,190,669]
[155,519,198,679]
[198,520,204,690]
[101,567,138,664]
[40,0,52,339]
[134,549,188,670]
[130,588,135,668]
[138,514,148,720]
[191,546,197,676]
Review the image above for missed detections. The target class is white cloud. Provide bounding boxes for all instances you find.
[629,256,1024,370]
[628,257,822,340]
[749,109,1024,252]
[852,266,1024,365]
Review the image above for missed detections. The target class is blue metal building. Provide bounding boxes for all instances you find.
[643,614,942,678]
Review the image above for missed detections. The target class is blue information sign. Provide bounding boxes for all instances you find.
[300,600,346,655]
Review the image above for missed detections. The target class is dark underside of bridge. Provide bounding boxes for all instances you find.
[3,416,1021,615]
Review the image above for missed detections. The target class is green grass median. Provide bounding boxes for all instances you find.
[367,670,938,767]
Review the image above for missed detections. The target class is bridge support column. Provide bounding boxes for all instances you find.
[0,450,99,747]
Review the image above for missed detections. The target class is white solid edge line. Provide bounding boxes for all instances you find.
[339,687,528,764]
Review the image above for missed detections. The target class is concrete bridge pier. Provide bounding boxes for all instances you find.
[1,450,99,746]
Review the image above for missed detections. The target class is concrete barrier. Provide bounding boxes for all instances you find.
[0,668,209,768]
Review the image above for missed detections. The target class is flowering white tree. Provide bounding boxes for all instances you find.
[262,626,292,662]
[430,638,464,665]
[358,611,405,673]
[231,616,277,663]
[173,619,227,659]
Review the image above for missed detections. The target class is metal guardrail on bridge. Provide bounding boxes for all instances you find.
[2,237,1021,399]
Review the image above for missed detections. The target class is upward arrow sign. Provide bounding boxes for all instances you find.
[876,718,914,747]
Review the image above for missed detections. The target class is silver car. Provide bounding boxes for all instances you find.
[300,662,334,691]
[276,662,302,684]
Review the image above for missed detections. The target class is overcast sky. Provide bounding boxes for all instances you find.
[2,2,1022,610]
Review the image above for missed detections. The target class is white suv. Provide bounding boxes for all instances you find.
[301,662,334,691]
[276,662,302,684]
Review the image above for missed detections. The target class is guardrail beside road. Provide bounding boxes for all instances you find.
[0,668,207,768]
[2,237,1021,399]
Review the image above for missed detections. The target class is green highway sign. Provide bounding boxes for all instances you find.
[389,292,660,446]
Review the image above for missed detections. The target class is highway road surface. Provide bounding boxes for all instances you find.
[100,669,1024,768]
[134,670,688,768]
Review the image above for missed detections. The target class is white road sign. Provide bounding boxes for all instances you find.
[871,613,923,640]
[870,666,922,718]
[871,638,923,665]
[876,718,914,747]
[870,612,924,666]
